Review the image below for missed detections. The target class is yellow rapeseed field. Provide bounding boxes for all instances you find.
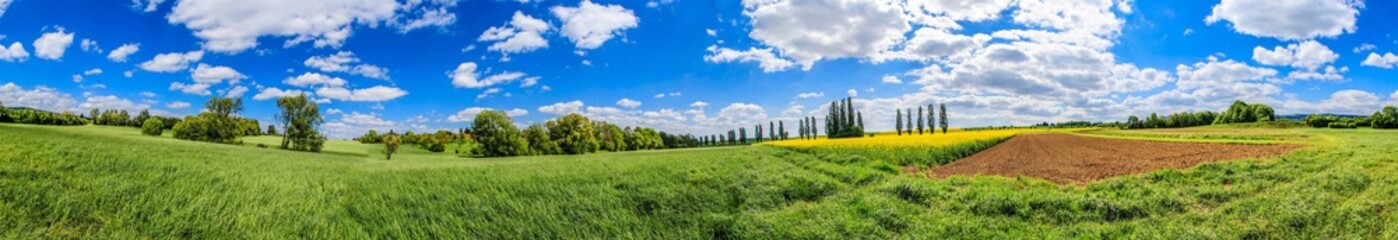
[763,129,1025,149]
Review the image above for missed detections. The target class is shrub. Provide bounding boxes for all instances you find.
[141,118,164,136]
[1327,122,1357,129]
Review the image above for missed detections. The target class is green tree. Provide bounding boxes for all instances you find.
[266,125,278,136]
[141,118,164,136]
[916,106,925,134]
[926,104,935,134]
[896,109,903,136]
[523,123,561,155]
[595,122,628,151]
[938,103,948,134]
[134,110,152,127]
[276,95,325,152]
[1372,106,1398,129]
[547,113,599,154]
[472,110,528,157]
[383,131,401,160]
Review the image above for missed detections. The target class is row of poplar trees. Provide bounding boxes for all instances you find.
[824,97,865,138]
[896,103,947,135]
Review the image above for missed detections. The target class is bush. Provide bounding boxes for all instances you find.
[141,118,164,136]
[1372,106,1398,129]
[1327,122,1357,129]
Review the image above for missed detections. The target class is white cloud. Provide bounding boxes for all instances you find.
[716,102,767,125]
[616,98,641,108]
[1251,40,1338,70]
[475,88,502,100]
[304,51,390,79]
[882,75,902,84]
[0,0,12,17]
[1206,0,1361,40]
[314,85,406,102]
[32,29,75,60]
[705,29,716,36]
[224,85,249,98]
[739,0,908,69]
[139,91,157,98]
[252,87,306,100]
[847,89,858,97]
[123,71,134,78]
[283,72,347,87]
[1353,43,1376,53]
[139,51,204,72]
[539,100,585,115]
[166,101,191,109]
[0,42,28,62]
[1286,65,1347,82]
[322,112,402,139]
[1282,89,1384,115]
[905,0,1013,22]
[449,62,530,88]
[191,64,246,84]
[689,101,709,108]
[83,68,103,75]
[874,28,988,62]
[1361,52,1398,69]
[478,11,551,54]
[78,95,152,113]
[652,92,681,98]
[703,46,795,72]
[1176,58,1278,90]
[447,107,528,122]
[796,92,824,99]
[0,83,79,112]
[80,39,102,53]
[107,44,140,62]
[166,0,446,53]
[550,0,639,50]
[132,0,167,12]
[71,74,83,83]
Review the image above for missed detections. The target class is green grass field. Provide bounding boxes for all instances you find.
[2,123,1396,238]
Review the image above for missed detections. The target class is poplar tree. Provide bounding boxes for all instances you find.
[927,104,935,135]
[939,103,948,134]
[917,106,925,135]
[769,121,775,141]
[906,108,914,135]
[896,109,903,136]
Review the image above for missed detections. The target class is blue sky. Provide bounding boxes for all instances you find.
[1,0,1396,138]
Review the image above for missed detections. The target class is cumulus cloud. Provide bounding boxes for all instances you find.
[107,43,139,62]
[0,0,12,17]
[551,0,639,50]
[284,72,347,87]
[166,101,191,109]
[321,112,408,139]
[80,39,102,53]
[314,85,407,102]
[1361,52,1398,69]
[83,68,103,75]
[796,92,824,99]
[447,107,528,122]
[0,42,28,62]
[166,0,449,53]
[167,64,246,95]
[450,62,530,88]
[1251,40,1338,70]
[847,89,858,97]
[139,51,204,72]
[478,11,551,54]
[1282,89,1384,115]
[689,101,708,108]
[739,0,908,69]
[252,87,306,100]
[882,75,902,84]
[616,98,641,108]
[475,88,502,100]
[32,29,75,60]
[539,100,585,115]
[1206,0,1362,40]
[703,46,795,72]
[304,51,390,79]
[0,83,80,112]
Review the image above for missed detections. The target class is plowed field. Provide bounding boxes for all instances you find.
[918,133,1302,184]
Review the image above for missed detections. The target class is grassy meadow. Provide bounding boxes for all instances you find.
[2,123,1397,238]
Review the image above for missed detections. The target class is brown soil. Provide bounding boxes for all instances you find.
[916,133,1302,184]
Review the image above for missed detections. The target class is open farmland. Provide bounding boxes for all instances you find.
[921,133,1303,184]
[763,129,1028,166]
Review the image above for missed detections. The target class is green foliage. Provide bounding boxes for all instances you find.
[1372,106,1398,129]
[383,131,401,160]
[173,97,254,143]
[0,108,88,125]
[141,118,164,136]
[1127,111,1217,129]
[595,122,628,151]
[522,123,561,155]
[471,110,528,157]
[275,95,324,152]
[357,130,381,144]
[547,113,599,154]
[625,127,663,150]
[1215,100,1275,124]
[826,97,864,138]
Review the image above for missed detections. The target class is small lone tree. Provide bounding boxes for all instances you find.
[266,125,278,136]
[383,130,401,160]
[142,118,164,136]
[896,109,903,136]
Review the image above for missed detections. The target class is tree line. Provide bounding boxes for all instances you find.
[456,110,704,158]
[1303,106,1398,129]
[1126,100,1274,129]
[896,103,947,135]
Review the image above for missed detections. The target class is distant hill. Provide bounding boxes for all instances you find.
[1276,114,1366,121]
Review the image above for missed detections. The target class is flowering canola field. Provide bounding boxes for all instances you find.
[763,129,1031,167]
